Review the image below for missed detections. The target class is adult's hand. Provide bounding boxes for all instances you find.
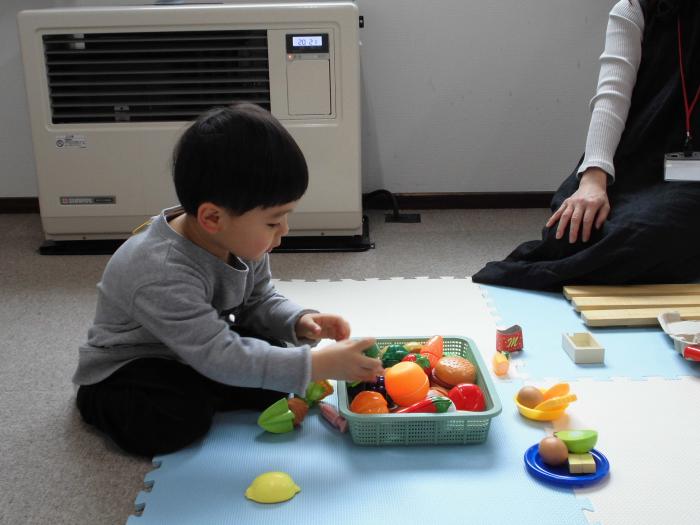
[546,167,610,243]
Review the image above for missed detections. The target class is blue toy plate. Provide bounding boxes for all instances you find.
[524,444,610,488]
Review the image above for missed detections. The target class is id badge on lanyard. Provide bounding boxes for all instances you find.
[664,152,700,181]
[666,17,700,182]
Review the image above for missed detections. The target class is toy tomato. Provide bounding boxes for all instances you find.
[402,353,430,373]
[349,391,389,414]
[448,383,486,412]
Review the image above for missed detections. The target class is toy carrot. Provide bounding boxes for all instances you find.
[394,396,452,414]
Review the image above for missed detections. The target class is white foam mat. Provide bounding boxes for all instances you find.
[556,376,700,525]
[275,276,499,363]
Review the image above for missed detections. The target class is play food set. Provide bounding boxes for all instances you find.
[516,386,544,408]
[394,396,452,414]
[514,383,576,421]
[492,351,510,376]
[532,393,578,412]
[401,353,431,371]
[432,356,477,388]
[555,429,598,454]
[385,361,430,406]
[318,401,348,433]
[448,383,486,411]
[349,391,390,414]
[526,427,606,485]
[337,336,502,446]
[524,445,609,487]
[537,436,569,466]
[257,398,295,434]
[496,324,523,352]
[245,472,300,503]
[258,380,334,434]
[286,397,309,426]
[302,380,333,406]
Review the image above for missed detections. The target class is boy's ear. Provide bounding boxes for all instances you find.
[196,202,225,234]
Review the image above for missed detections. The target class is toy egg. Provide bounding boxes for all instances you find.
[245,471,300,503]
[385,361,430,406]
[516,386,544,409]
[538,436,569,466]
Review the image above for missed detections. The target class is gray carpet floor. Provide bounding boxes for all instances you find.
[0,208,548,524]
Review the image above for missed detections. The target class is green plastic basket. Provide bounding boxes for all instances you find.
[337,336,502,446]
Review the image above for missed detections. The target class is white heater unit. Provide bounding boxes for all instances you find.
[18,1,362,243]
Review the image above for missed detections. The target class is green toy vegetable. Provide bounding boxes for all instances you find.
[381,344,410,368]
[303,380,333,406]
[257,398,295,434]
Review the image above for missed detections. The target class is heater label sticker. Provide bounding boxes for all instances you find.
[60,196,116,205]
[55,134,87,149]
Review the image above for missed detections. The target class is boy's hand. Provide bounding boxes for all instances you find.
[295,313,351,341]
[311,337,383,383]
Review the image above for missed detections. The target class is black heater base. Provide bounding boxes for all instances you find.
[39,216,374,255]
[273,215,374,253]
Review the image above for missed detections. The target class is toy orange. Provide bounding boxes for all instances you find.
[385,361,430,406]
[349,391,389,414]
[421,335,444,359]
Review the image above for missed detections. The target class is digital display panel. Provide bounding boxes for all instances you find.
[292,35,323,48]
[286,33,329,53]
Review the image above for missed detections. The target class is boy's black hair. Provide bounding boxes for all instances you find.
[173,103,308,216]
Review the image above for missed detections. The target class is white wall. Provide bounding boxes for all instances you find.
[0,0,615,198]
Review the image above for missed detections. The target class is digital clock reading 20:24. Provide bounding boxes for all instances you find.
[286,33,329,53]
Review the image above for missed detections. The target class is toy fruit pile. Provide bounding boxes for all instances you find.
[348,336,487,414]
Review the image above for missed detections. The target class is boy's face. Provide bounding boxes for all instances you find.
[219,201,297,261]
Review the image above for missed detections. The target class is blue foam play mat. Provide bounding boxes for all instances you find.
[481,285,700,381]
[128,380,592,525]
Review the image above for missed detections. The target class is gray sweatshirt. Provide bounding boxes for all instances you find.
[72,207,314,396]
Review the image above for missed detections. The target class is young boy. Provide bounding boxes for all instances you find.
[73,103,382,456]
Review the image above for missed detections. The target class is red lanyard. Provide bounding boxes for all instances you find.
[677,17,700,149]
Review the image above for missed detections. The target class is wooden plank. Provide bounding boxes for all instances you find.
[581,306,700,327]
[563,284,700,300]
[572,294,700,311]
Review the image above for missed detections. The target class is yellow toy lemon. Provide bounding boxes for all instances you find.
[245,472,300,503]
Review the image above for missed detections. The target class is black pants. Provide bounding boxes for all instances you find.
[76,330,288,457]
